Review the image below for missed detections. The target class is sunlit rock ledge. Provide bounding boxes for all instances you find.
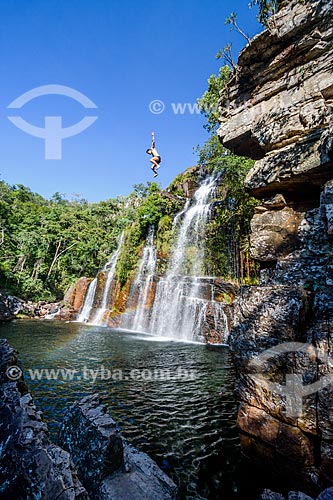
[218,0,333,198]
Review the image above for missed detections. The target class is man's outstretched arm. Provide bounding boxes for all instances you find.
[151,131,155,149]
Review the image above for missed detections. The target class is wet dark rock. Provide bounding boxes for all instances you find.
[59,393,177,500]
[231,285,311,364]
[0,293,22,321]
[288,494,314,500]
[317,488,333,500]
[58,394,124,492]
[261,490,285,500]
[99,442,177,500]
[0,339,89,500]
[261,489,333,500]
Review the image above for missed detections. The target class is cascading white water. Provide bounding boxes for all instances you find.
[168,176,216,276]
[127,227,157,332]
[148,175,228,342]
[77,176,229,342]
[76,232,124,326]
[76,278,97,323]
[91,232,124,325]
[212,301,229,344]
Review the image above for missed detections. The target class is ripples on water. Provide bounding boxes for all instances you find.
[2,320,246,499]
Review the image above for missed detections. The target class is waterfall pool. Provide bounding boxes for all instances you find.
[1,320,269,499]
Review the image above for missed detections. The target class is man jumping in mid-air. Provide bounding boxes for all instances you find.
[146,131,161,177]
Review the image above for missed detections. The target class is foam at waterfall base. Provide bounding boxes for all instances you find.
[115,327,207,344]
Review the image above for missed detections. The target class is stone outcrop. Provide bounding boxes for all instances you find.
[218,0,333,199]
[63,277,94,318]
[0,292,22,321]
[0,339,89,499]
[0,341,177,500]
[58,393,177,500]
[167,165,200,198]
[261,488,333,500]
[64,277,93,313]
[218,0,333,496]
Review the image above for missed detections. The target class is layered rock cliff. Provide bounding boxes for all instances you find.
[218,0,333,494]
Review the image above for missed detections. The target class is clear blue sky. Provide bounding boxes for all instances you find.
[0,0,262,202]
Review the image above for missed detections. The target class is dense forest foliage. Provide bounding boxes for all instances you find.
[0,183,129,300]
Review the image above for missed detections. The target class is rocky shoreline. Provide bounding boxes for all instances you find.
[0,292,76,322]
[0,339,177,500]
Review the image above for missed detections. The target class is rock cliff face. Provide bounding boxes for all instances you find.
[219,0,333,199]
[218,0,333,494]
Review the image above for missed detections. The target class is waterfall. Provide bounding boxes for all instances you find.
[212,301,229,344]
[125,227,157,332]
[91,232,124,325]
[76,175,230,343]
[76,232,124,326]
[148,175,228,342]
[76,278,97,323]
[169,176,216,276]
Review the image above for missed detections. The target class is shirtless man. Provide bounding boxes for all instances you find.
[146,132,161,177]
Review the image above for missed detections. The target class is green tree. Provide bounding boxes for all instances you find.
[197,66,231,133]
[196,62,259,282]
[249,0,279,26]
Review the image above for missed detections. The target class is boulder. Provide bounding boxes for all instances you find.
[59,393,177,500]
[261,490,285,500]
[250,207,303,262]
[58,394,124,492]
[0,292,23,321]
[288,493,314,500]
[317,488,333,500]
[0,339,89,499]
